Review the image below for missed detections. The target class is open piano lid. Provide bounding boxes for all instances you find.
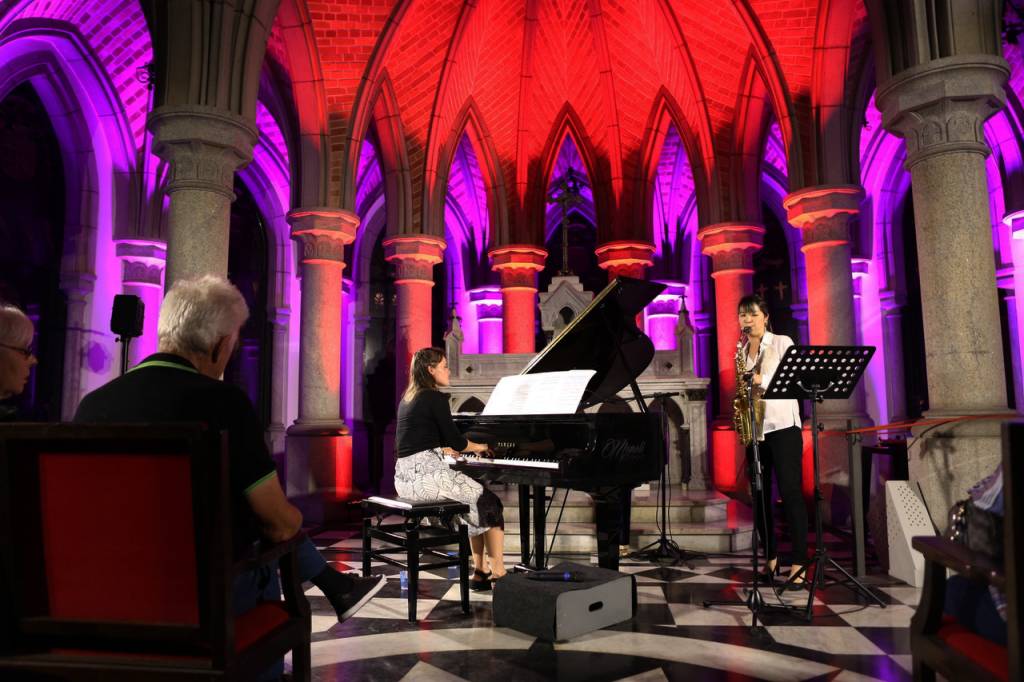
[520,276,665,408]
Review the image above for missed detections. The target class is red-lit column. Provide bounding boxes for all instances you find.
[385,235,446,394]
[489,245,547,353]
[596,241,655,327]
[285,208,358,520]
[698,223,765,493]
[784,185,868,422]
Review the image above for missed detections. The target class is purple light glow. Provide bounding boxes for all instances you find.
[544,134,595,242]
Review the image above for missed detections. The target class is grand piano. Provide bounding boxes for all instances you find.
[451,276,666,570]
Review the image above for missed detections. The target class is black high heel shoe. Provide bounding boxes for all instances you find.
[470,569,492,592]
[782,566,808,591]
[754,560,779,585]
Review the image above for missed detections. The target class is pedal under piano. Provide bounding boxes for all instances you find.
[450,276,666,571]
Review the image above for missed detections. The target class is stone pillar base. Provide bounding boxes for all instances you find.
[285,422,354,524]
[908,416,1004,532]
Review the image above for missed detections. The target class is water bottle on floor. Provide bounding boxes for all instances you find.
[399,570,408,594]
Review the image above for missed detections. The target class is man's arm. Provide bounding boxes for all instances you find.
[246,473,302,543]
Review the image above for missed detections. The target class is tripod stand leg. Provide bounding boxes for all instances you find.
[825,556,887,607]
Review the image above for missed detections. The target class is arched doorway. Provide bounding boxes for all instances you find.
[0,83,66,420]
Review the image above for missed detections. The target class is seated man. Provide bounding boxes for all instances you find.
[74,276,383,633]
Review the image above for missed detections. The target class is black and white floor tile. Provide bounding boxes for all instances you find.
[294,530,918,681]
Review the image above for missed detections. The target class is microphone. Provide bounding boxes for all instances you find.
[527,570,585,582]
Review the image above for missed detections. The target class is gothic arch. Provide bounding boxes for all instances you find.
[0,19,140,416]
[427,98,511,247]
[731,51,779,223]
[529,104,612,244]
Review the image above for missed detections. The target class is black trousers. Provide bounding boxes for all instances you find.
[747,425,807,564]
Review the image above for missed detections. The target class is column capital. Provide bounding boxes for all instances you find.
[384,234,446,283]
[489,244,547,289]
[876,55,1008,169]
[595,240,655,279]
[288,208,359,265]
[697,222,764,276]
[116,239,167,288]
[1003,209,1024,234]
[148,105,258,199]
[784,185,863,251]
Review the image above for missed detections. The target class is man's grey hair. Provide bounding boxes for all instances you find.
[157,276,249,355]
[0,303,34,347]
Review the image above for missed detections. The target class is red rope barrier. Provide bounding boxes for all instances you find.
[844,412,1019,436]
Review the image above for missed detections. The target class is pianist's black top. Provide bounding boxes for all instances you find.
[396,389,468,458]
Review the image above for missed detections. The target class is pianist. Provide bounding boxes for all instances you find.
[395,347,507,589]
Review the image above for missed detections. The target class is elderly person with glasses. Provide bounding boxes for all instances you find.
[0,303,37,419]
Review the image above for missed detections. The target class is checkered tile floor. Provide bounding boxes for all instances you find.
[293,528,917,681]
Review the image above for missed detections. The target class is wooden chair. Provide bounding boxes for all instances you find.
[910,420,1022,682]
[0,423,311,680]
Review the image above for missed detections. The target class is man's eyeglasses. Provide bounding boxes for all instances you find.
[0,342,34,358]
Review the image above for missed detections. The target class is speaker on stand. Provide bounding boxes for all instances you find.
[110,294,144,376]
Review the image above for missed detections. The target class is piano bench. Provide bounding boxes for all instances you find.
[361,496,472,621]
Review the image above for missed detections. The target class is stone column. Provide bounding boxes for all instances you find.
[596,241,655,329]
[645,281,687,351]
[285,208,359,521]
[115,240,166,365]
[697,223,764,493]
[877,55,1010,525]
[59,272,95,420]
[385,235,446,395]
[879,294,909,424]
[489,245,547,353]
[148,105,257,286]
[267,306,290,456]
[470,288,504,354]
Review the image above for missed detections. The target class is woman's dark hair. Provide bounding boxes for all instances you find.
[737,293,770,317]
[402,347,446,403]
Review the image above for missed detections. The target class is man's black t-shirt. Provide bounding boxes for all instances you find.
[395,389,468,458]
[73,353,276,557]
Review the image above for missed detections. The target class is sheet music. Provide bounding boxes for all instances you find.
[481,370,596,415]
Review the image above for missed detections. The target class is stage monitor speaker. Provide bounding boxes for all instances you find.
[885,480,935,587]
[110,294,144,338]
[493,562,635,642]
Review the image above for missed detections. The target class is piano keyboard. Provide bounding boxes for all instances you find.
[443,453,560,470]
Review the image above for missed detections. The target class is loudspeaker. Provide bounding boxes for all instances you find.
[885,480,935,587]
[110,294,144,338]
[493,562,635,642]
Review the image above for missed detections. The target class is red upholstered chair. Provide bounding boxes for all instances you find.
[0,423,311,680]
[909,420,1022,682]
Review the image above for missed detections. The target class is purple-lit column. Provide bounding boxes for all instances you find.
[285,208,359,521]
[470,288,503,354]
[1004,210,1024,407]
[698,223,764,494]
[879,294,908,423]
[646,282,687,351]
[148,106,257,286]
[115,240,166,365]
[877,53,1009,524]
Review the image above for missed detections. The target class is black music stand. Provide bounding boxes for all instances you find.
[702,370,798,627]
[764,345,886,619]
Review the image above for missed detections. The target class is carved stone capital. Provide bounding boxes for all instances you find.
[148,105,259,198]
[595,240,655,279]
[697,222,764,274]
[116,240,166,287]
[288,208,359,265]
[876,55,1008,169]
[384,234,446,283]
[784,185,863,251]
[489,244,547,290]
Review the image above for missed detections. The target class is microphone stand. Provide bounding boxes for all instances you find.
[627,392,705,566]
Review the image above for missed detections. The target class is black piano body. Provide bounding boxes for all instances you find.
[449,276,668,571]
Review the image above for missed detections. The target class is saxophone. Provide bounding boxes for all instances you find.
[732,336,765,446]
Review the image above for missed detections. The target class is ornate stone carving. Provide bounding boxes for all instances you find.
[384,235,446,283]
[148,105,258,199]
[595,240,655,280]
[783,185,863,250]
[876,56,1008,169]
[490,244,547,290]
[116,240,166,287]
[288,208,359,265]
[122,261,164,287]
[538,274,595,337]
[697,223,764,273]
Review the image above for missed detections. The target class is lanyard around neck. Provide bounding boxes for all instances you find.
[128,360,199,374]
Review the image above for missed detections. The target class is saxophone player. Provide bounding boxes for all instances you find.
[738,294,807,589]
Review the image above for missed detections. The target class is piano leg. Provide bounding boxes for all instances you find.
[592,486,625,571]
[518,485,531,568]
[532,484,546,570]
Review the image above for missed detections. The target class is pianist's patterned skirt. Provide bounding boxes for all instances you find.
[394,448,504,537]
